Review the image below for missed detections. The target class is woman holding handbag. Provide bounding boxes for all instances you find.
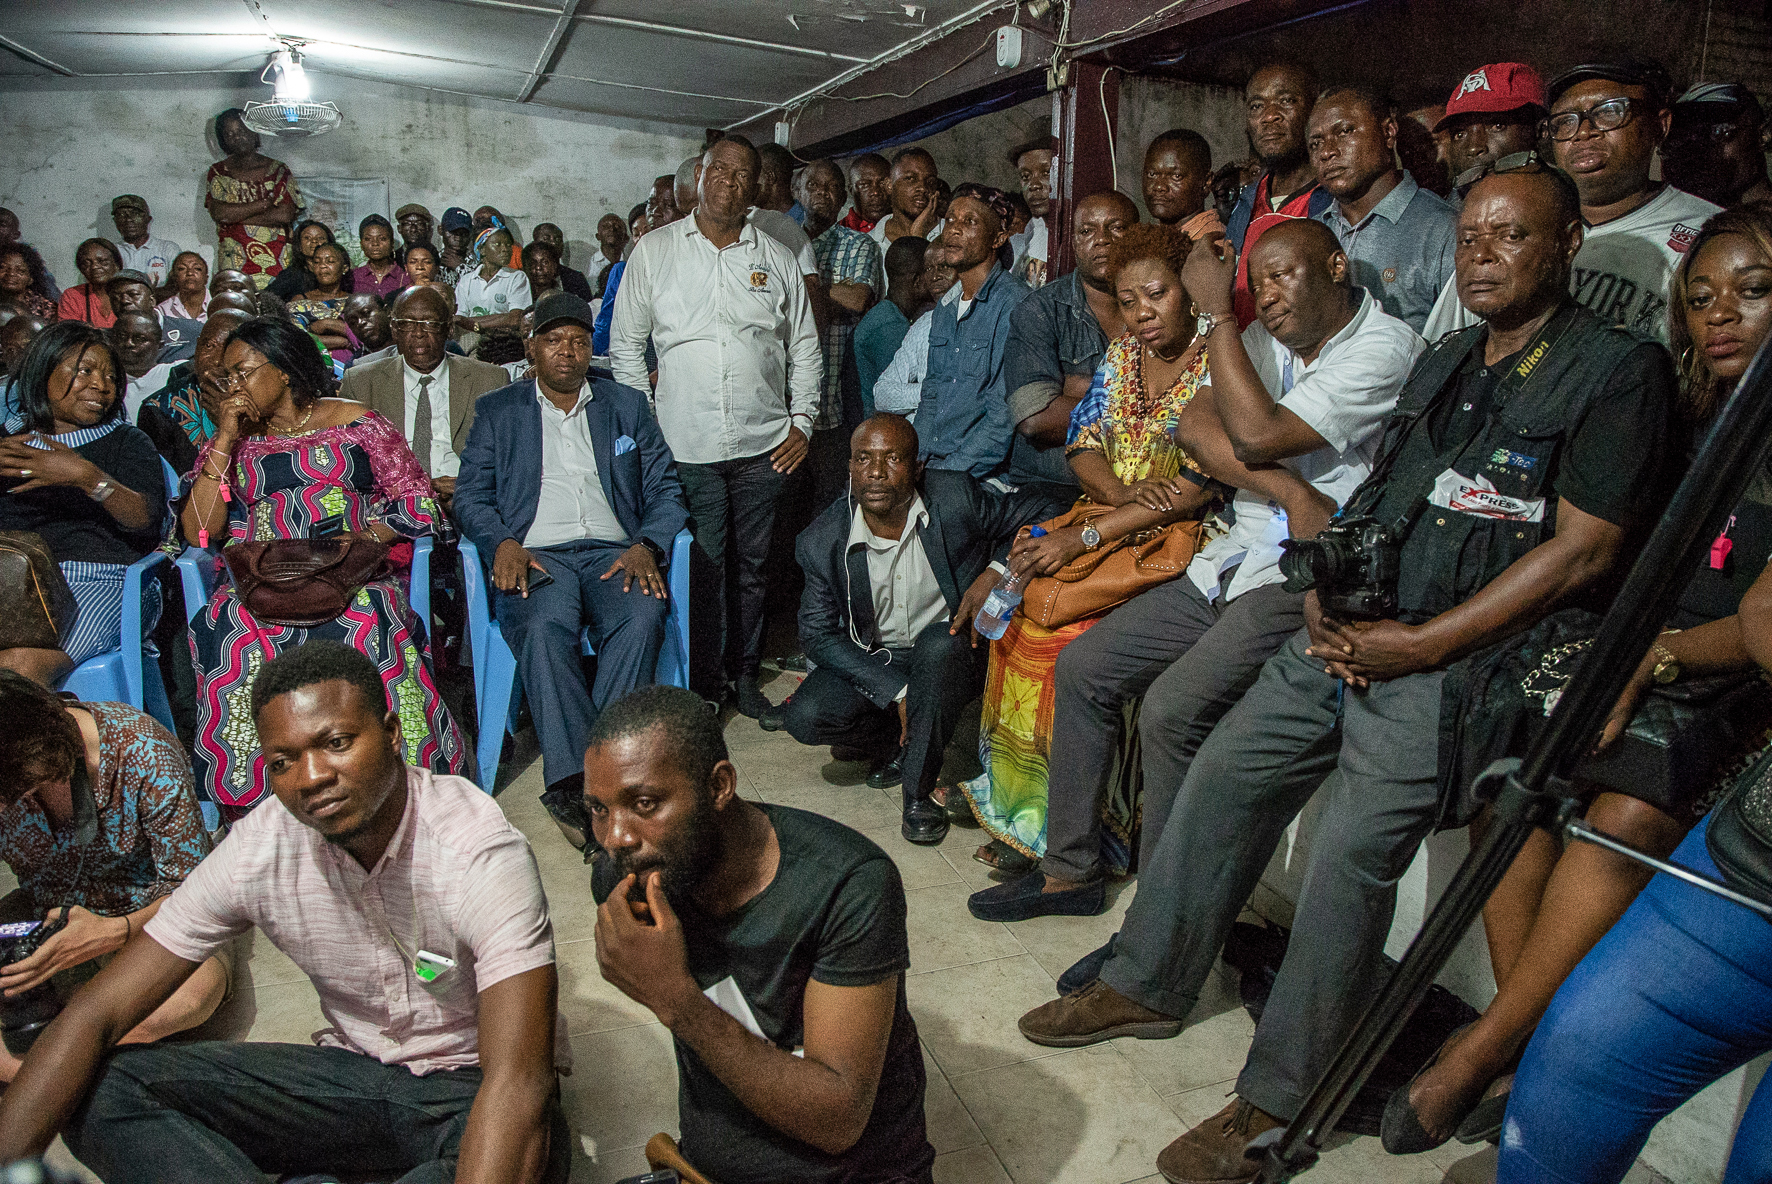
[1385,204,1772,1157]
[957,223,1221,876]
[179,317,464,819]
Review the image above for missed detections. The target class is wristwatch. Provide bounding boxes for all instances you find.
[1079,522,1101,551]
[1196,311,1234,339]
[87,478,115,504]
[639,537,667,566]
[1650,638,1682,684]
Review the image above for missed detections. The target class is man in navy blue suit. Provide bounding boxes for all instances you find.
[455,293,689,827]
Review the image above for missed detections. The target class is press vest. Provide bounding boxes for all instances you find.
[1342,301,1655,623]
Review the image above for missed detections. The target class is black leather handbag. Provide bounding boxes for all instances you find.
[1707,742,1772,903]
[1578,672,1772,815]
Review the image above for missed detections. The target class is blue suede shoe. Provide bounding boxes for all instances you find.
[967,871,1106,922]
[1057,936,1117,995]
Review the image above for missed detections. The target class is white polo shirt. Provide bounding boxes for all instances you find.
[456,267,533,319]
[1187,291,1425,604]
[609,215,822,465]
[118,235,181,287]
[403,358,459,479]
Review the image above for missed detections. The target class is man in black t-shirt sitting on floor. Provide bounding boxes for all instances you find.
[587,685,935,1184]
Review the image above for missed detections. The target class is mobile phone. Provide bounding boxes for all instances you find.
[523,566,555,592]
[0,922,41,940]
[310,513,347,540]
[613,1172,679,1184]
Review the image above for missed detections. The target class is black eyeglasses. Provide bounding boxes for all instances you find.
[390,318,448,336]
[1665,121,1746,145]
[1545,97,1638,142]
[1454,150,1548,197]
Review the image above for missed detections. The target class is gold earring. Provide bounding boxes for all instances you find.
[1190,302,1200,317]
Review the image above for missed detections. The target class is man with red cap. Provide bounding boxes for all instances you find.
[1435,63,1550,196]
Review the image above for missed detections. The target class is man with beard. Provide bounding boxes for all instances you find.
[588,684,936,1183]
[0,641,571,1184]
[1225,63,1334,250]
[1424,60,1722,342]
[1309,87,1458,334]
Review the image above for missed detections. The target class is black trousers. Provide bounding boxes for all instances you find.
[780,621,986,802]
[680,450,785,693]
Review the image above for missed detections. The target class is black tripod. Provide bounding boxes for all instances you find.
[1255,335,1772,1183]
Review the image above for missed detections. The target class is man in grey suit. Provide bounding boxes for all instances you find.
[340,285,509,510]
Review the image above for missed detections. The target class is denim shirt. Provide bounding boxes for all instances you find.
[918,264,1031,479]
[1002,269,1103,488]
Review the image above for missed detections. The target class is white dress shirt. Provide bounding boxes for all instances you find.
[524,382,629,548]
[868,218,944,248]
[749,208,819,278]
[610,215,822,465]
[124,362,177,423]
[403,358,459,478]
[1186,291,1425,604]
[118,235,181,287]
[849,496,948,656]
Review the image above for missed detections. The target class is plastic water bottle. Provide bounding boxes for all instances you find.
[973,527,1045,640]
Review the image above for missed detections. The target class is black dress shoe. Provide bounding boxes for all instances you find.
[735,676,772,719]
[775,653,811,673]
[866,755,904,789]
[968,871,1105,922]
[901,799,949,845]
[758,701,788,731]
[1058,936,1117,996]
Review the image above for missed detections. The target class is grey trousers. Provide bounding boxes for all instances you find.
[1040,578,1304,882]
[1099,628,1445,1122]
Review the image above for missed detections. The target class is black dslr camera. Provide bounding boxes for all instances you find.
[0,913,69,1055]
[1278,516,1405,620]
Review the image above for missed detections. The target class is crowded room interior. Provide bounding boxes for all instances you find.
[1,1,1771,1182]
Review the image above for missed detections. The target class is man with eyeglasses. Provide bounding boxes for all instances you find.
[1424,60,1722,341]
[340,285,511,511]
[1662,82,1772,210]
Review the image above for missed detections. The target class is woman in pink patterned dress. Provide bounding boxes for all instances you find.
[204,109,301,290]
[179,318,464,818]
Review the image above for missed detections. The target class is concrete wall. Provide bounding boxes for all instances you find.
[0,75,700,283]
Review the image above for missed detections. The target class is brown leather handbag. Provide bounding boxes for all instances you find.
[221,538,390,628]
[1019,503,1207,629]
[0,531,78,650]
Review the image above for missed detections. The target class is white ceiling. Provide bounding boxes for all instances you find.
[0,0,1005,132]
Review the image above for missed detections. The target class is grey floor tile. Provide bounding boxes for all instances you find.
[923,1044,987,1154]
[560,1023,680,1160]
[905,881,1027,974]
[556,936,659,1037]
[908,953,1074,1079]
[933,1144,1013,1184]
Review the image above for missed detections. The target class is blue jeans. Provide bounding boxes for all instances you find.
[1498,812,1772,1184]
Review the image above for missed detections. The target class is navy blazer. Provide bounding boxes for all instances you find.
[795,469,1029,708]
[453,377,688,559]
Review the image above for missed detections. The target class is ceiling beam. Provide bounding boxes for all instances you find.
[0,33,76,76]
[515,0,582,102]
[573,13,870,64]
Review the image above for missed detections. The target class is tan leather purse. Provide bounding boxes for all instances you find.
[221,538,390,628]
[1019,504,1206,629]
[0,531,78,651]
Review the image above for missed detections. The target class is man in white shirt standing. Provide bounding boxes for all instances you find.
[969,218,1422,923]
[457,293,689,815]
[109,195,181,295]
[1422,60,1721,342]
[340,285,510,511]
[611,135,822,718]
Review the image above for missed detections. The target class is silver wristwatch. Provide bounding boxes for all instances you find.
[1079,522,1101,551]
[1196,311,1233,339]
[88,478,116,503]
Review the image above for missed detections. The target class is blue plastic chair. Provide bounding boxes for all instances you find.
[460,530,692,792]
[62,551,174,733]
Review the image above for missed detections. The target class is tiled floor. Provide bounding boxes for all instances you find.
[25,669,1671,1184]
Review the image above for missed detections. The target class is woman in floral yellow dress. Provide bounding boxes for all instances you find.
[961,223,1220,875]
[204,108,301,289]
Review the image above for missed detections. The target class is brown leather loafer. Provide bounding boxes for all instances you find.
[1156,1097,1283,1184]
[1017,980,1183,1047]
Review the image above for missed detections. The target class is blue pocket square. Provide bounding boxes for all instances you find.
[613,434,637,456]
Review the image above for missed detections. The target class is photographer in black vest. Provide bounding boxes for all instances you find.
[1015,164,1678,1184]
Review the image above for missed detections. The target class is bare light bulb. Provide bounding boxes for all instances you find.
[271,48,310,103]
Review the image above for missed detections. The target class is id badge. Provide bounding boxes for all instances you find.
[413,949,458,994]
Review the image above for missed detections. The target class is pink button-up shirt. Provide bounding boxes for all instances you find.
[147,766,564,1075]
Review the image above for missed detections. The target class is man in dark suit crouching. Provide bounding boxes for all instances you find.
[454,292,689,818]
[764,413,1026,845]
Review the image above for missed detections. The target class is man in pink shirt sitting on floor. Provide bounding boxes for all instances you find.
[0,640,570,1184]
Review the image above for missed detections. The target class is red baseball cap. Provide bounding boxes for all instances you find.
[1435,63,1548,131]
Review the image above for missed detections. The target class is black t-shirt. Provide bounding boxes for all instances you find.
[591,804,933,1184]
[0,423,166,564]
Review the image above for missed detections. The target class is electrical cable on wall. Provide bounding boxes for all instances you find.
[1099,65,1118,191]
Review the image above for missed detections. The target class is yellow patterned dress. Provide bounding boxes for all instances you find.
[206,158,301,288]
[961,332,1211,868]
